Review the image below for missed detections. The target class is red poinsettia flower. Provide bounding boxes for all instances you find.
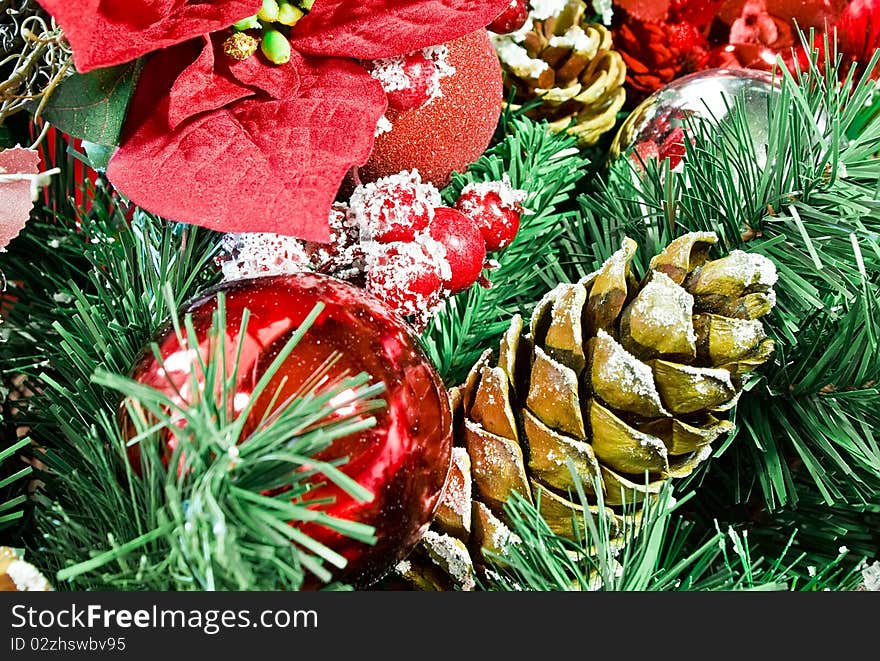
[37,1,511,241]
[824,0,880,78]
[613,12,710,102]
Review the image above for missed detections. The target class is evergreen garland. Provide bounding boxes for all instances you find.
[1,39,878,591]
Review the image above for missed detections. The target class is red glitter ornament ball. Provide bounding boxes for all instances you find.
[427,206,487,293]
[127,273,453,587]
[361,29,503,188]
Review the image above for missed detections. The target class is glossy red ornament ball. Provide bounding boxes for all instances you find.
[488,0,531,34]
[455,184,524,251]
[361,29,503,188]
[127,273,453,587]
[427,206,487,293]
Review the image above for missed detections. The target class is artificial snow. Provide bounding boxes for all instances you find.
[367,45,454,109]
[347,169,441,242]
[457,173,528,213]
[721,250,779,287]
[594,329,670,414]
[422,531,475,591]
[492,39,550,79]
[6,560,51,591]
[548,26,596,54]
[219,231,312,280]
[375,115,393,137]
[629,271,696,346]
[727,318,764,354]
[862,561,880,591]
[530,0,569,20]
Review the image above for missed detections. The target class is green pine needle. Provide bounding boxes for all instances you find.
[481,464,863,591]
[567,36,880,513]
[0,436,32,530]
[422,117,590,385]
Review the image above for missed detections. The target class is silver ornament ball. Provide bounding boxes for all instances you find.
[609,68,780,168]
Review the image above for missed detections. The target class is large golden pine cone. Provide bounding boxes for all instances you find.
[398,232,778,590]
[491,0,627,146]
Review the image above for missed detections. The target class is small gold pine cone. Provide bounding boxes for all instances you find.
[398,232,778,590]
[492,0,627,147]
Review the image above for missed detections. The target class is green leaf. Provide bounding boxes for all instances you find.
[40,61,143,146]
[68,141,117,172]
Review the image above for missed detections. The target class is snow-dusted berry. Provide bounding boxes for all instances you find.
[455,176,527,251]
[365,241,446,321]
[306,203,366,277]
[348,170,442,244]
[369,52,438,112]
[488,0,530,34]
[300,203,362,275]
[218,205,366,281]
[367,46,455,113]
[427,206,487,294]
[218,231,312,280]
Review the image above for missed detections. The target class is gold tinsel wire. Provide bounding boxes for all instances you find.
[0,0,71,145]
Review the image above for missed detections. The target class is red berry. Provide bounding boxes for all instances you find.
[427,206,486,293]
[348,170,441,243]
[488,0,530,34]
[369,52,439,112]
[455,181,525,251]
[365,242,443,320]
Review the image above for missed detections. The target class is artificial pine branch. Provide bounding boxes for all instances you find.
[31,291,384,590]
[0,134,389,589]
[0,436,32,533]
[568,37,880,515]
[479,464,862,591]
[423,116,590,385]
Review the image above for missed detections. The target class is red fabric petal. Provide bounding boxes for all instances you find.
[106,46,387,242]
[225,39,299,99]
[168,37,254,130]
[37,0,261,72]
[291,0,513,59]
[167,35,299,130]
[0,147,40,250]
